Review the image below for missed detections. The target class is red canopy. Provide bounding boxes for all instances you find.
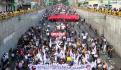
[48,14,79,22]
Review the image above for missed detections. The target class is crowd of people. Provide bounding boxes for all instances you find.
[81,5,121,17]
[13,21,112,70]
[85,4,121,12]
[0,10,23,20]
[0,8,36,21]
[0,4,114,70]
[46,4,78,16]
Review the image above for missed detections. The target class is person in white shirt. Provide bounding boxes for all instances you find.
[24,55,28,60]
[92,48,96,55]
[46,56,50,65]
[83,35,87,40]
[36,52,43,62]
[82,56,87,64]
[43,52,47,64]
[82,43,86,48]
[103,43,107,54]
[64,43,67,51]
[85,53,90,63]
[54,51,58,63]
[91,42,96,48]
[81,32,84,37]
[72,43,77,48]
[72,53,76,62]
[69,49,73,58]
[77,53,82,65]
[60,49,65,59]
[85,32,88,37]
[61,25,66,30]
[35,39,39,47]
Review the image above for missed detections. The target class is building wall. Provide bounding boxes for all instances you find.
[0,0,17,11]
[0,6,6,11]
[23,0,32,3]
[32,0,41,5]
[33,0,41,3]
[32,0,46,6]
[0,1,6,11]
[68,0,78,6]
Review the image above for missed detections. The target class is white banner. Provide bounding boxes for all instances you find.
[29,64,92,70]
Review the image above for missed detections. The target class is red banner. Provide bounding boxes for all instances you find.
[48,14,79,22]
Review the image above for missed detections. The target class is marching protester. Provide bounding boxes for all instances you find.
[0,4,112,70]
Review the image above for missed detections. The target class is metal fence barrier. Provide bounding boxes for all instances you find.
[79,7,121,17]
[0,9,38,21]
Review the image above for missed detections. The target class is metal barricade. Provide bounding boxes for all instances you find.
[0,15,2,20]
[0,9,39,21]
[80,7,121,17]
[118,12,121,16]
